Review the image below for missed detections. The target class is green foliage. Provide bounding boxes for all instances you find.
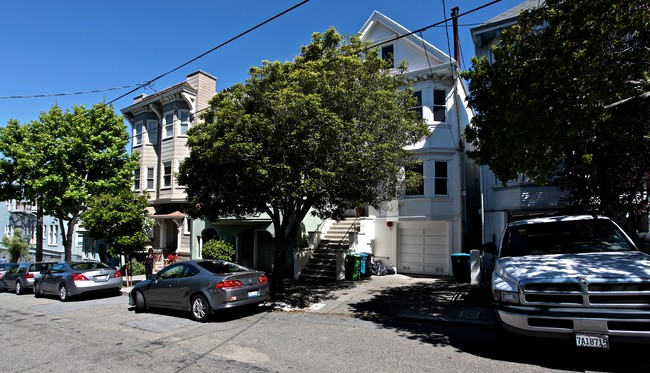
[462,0,650,228]
[0,104,138,261]
[81,189,154,258]
[2,229,29,262]
[178,27,429,295]
[201,239,235,261]
[129,258,145,276]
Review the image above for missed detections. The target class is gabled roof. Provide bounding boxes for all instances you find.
[359,11,453,67]
[120,82,197,115]
[470,0,543,45]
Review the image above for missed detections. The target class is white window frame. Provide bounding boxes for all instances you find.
[146,119,159,145]
[146,167,155,190]
[179,110,191,136]
[30,225,36,245]
[162,161,172,188]
[134,121,143,146]
[184,217,191,235]
[163,111,174,139]
[434,161,448,196]
[433,89,447,122]
[381,44,395,68]
[134,167,141,191]
[48,225,58,246]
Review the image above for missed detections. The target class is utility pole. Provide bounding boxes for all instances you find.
[451,6,461,69]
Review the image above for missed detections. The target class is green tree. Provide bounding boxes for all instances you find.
[201,239,236,261]
[0,104,137,261]
[80,189,154,259]
[179,27,429,296]
[463,0,650,231]
[2,228,29,262]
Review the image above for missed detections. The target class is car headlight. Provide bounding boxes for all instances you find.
[492,264,520,304]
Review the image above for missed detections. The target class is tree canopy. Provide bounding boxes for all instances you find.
[463,0,650,230]
[179,27,429,295]
[0,103,138,261]
[80,190,153,258]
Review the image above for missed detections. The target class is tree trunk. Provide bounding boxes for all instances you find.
[36,205,43,262]
[270,239,289,299]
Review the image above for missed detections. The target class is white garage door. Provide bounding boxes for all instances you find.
[397,221,450,275]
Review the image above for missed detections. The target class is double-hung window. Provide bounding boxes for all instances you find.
[147,167,155,190]
[179,111,191,135]
[163,112,174,139]
[134,167,141,191]
[147,119,158,144]
[405,160,424,196]
[134,121,143,146]
[434,161,448,196]
[48,225,58,245]
[412,91,423,118]
[163,161,172,188]
[433,89,446,122]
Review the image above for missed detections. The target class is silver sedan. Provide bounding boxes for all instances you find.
[129,260,270,322]
[35,261,123,301]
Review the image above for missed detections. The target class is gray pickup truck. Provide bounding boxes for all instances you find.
[489,215,650,349]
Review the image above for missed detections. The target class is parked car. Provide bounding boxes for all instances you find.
[0,263,19,289]
[1,262,56,295]
[129,260,270,322]
[489,215,650,348]
[35,261,123,301]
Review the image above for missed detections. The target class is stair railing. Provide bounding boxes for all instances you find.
[335,217,360,251]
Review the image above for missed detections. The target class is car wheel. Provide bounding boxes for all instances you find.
[34,282,42,298]
[15,281,22,295]
[59,284,69,302]
[190,295,211,322]
[134,291,147,313]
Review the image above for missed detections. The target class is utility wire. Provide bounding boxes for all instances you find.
[0,84,141,100]
[107,0,311,106]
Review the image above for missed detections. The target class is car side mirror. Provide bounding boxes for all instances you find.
[149,274,157,281]
[481,242,498,255]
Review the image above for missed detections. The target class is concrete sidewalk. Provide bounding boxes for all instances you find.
[122,273,494,327]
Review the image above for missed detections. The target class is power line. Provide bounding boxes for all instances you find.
[107,0,311,107]
[0,84,141,100]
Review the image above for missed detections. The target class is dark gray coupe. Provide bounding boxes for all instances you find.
[129,260,270,322]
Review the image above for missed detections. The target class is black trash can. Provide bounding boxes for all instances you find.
[450,253,471,283]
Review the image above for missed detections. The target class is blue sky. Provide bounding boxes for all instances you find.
[0,0,523,128]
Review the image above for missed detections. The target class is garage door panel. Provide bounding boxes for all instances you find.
[397,221,450,275]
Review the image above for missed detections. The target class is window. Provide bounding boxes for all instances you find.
[147,119,158,144]
[179,111,191,135]
[147,167,155,190]
[48,225,58,246]
[163,161,172,188]
[184,217,191,235]
[405,160,424,196]
[164,112,174,139]
[433,89,446,122]
[434,161,448,196]
[381,45,394,68]
[134,167,141,191]
[134,121,143,146]
[30,225,36,245]
[412,91,423,117]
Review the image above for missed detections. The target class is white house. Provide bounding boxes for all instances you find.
[352,11,480,276]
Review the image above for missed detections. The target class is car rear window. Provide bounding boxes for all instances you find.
[70,262,110,271]
[501,219,636,257]
[198,261,249,274]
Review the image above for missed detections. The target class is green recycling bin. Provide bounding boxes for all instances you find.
[345,254,362,280]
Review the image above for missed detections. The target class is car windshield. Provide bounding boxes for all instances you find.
[500,218,637,258]
[70,262,110,270]
[198,260,250,274]
[0,263,15,270]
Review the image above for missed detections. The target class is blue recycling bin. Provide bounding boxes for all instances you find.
[450,253,471,283]
[359,253,373,278]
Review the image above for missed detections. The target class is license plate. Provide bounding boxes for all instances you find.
[575,332,609,349]
[248,290,259,298]
[94,275,109,282]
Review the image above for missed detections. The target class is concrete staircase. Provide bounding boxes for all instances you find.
[299,218,359,281]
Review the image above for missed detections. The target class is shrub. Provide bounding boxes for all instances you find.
[129,258,145,275]
[202,239,235,261]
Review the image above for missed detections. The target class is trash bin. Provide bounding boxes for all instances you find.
[450,253,471,283]
[345,254,362,280]
[359,253,373,278]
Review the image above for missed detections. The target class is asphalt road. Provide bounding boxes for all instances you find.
[1,290,649,372]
